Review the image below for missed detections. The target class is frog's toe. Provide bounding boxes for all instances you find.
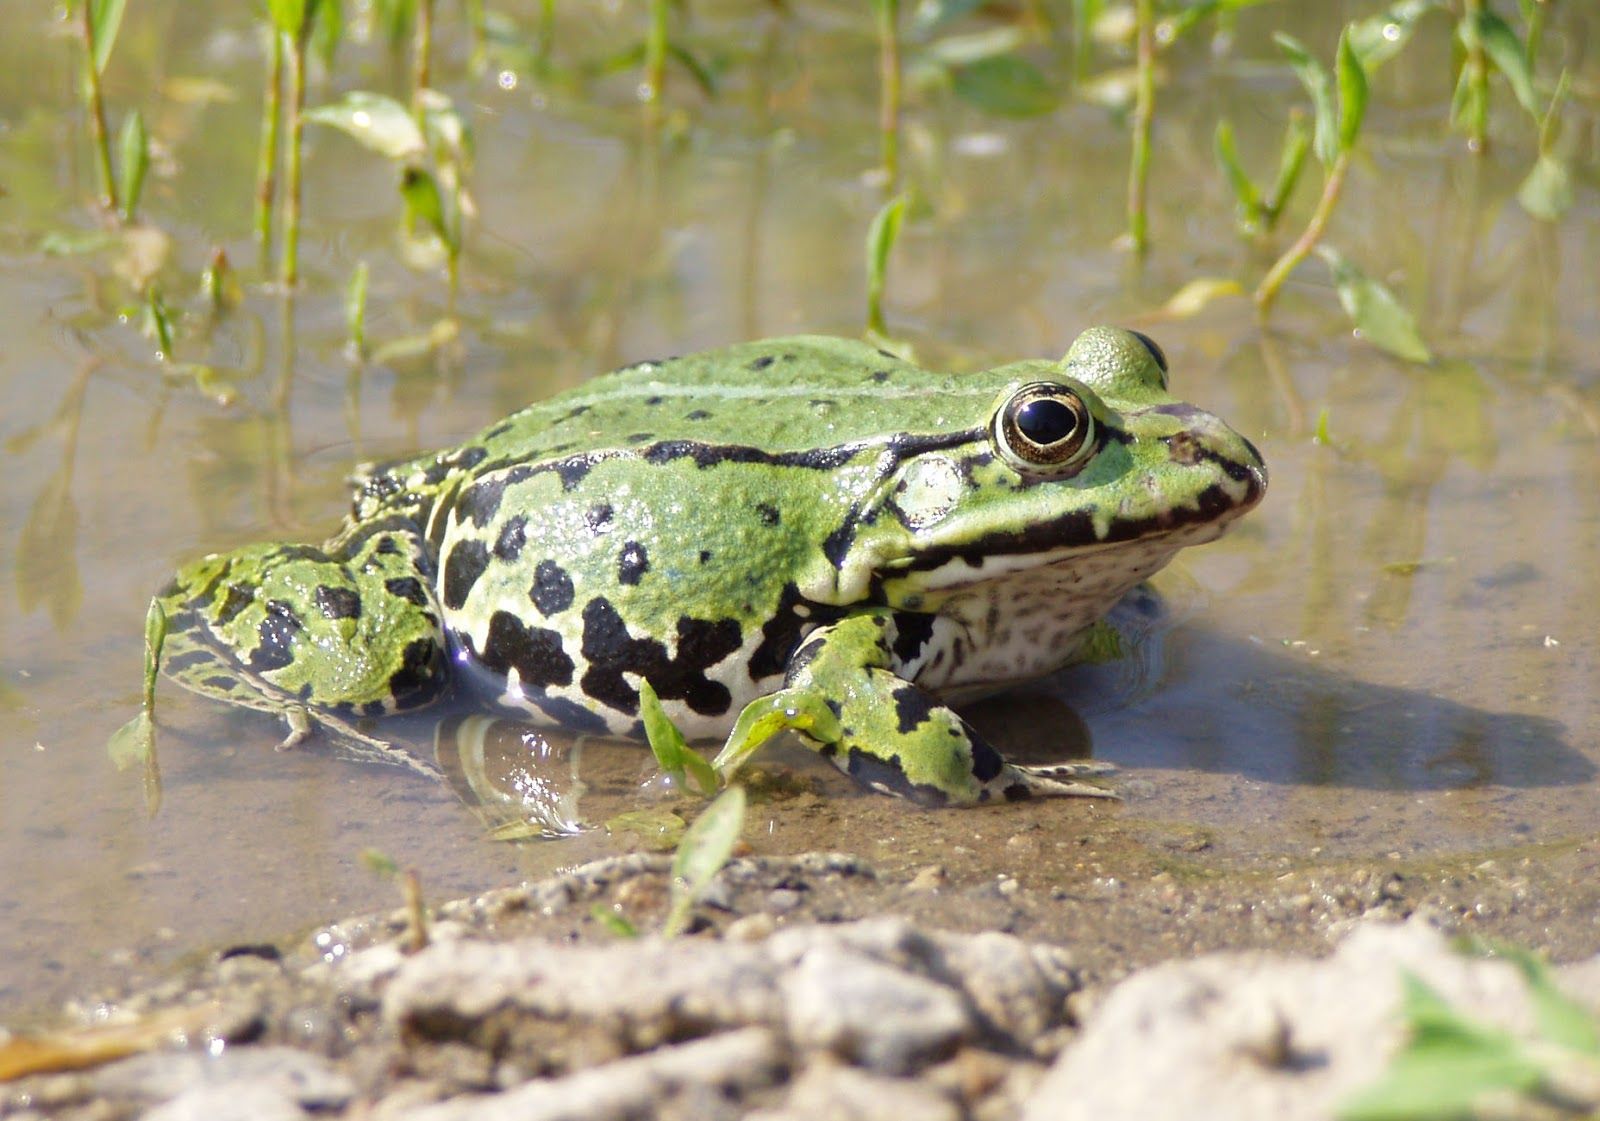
[993,761,1121,801]
[276,706,315,751]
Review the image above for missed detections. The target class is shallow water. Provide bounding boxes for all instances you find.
[2,3,1598,1018]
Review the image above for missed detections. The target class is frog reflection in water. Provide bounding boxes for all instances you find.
[152,327,1266,806]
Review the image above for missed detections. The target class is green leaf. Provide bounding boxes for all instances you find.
[605,808,687,852]
[311,0,345,70]
[400,167,452,250]
[344,260,370,356]
[1314,407,1332,445]
[1335,27,1368,153]
[88,0,128,74]
[417,90,473,163]
[1317,245,1432,364]
[912,0,988,35]
[1496,947,1600,1055]
[1340,974,1547,1121]
[266,0,321,37]
[1266,108,1312,219]
[1212,119,1262,228]
[106,712,153,772]
[866,193,909,338]
[140,597,167,712]
[359,847,400,877]
[1474,10,1538,117]
[1449,59,1485,139]
[663,785,746,937]
[1346,0,1431,71]
[590,903,639,938]
[1160,276,1244,319]
[950,55,1057,117]
[921,26,1025,68]
[639,679,717,796]
[1274,33,1337,168]
[1517,153,1572,222]
[40,229,117,257]
[667,42,719,98]
[116,109,149,222]
[306,91,426,161]
[141,288,175,357]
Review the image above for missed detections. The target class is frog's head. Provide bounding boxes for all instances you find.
[851,326,1266,608]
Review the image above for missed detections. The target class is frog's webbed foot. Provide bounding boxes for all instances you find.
[998,760,1120,801]
[273,703,443,780]
[715,612,1119,806]
[278,706,315,751]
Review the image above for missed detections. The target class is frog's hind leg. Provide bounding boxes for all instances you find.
[155,519,449,775]
[712,610,1118,806]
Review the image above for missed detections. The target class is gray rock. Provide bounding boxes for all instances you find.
[142,1082,309,1121]
[380,917,1075,1079]
[90,1047,353,1111]
[1023,919,1595,1121]
[781,944,971,1073]
[750,1061,961,1121]
[383,937,783,1053]
[388,1026,785,1121]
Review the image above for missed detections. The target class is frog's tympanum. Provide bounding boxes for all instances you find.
[154,328,1265,805]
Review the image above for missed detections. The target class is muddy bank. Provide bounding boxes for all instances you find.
[5,842,1600,1120]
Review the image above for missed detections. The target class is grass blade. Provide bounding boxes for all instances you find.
[663,785,746,937]
[865,192,908,338]
[1274,32,1336,167]
[1335,26,1367,153]
[116,109,149,223]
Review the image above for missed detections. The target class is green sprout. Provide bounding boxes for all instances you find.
[662,785,746,937]
[75,0,127,215]
[1340,947,1600,1120]
[865,191,908,345]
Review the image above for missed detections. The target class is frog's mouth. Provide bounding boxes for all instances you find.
[893,450,1266,588]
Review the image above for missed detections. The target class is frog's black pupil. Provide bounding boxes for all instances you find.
[1015,397,1078,446]
[1129,329,1168,374]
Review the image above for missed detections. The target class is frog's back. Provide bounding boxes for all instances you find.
[470,335,1010,466]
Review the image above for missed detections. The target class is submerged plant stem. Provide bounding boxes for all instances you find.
[414,0,435,108]
[877,0,902,189]
[280,29,308,288]
[1125,0,1155,256]
[78,1,118,215]
[1464,0,1489,153]
[1254,150,1350,313]
[255,29,284,270]
[644,0,668,106]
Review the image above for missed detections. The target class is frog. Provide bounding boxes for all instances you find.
[149,326,1266,806]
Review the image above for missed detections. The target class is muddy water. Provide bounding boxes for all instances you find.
[2,4,1598,1019]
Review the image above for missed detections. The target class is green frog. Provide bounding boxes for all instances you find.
[151,327,1265,805]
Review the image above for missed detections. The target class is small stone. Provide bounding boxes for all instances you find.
[725,913,778,942]
[767,889,802,913]
[781,945,971,1074]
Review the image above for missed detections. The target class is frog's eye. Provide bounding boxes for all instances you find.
[992,383,1097,476]
[1128,330,1169,384]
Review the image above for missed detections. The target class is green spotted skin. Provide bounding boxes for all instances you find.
[154,327,1266,804]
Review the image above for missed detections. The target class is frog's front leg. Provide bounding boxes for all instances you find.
[713,610,1116,806]
[156,518,450,766]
